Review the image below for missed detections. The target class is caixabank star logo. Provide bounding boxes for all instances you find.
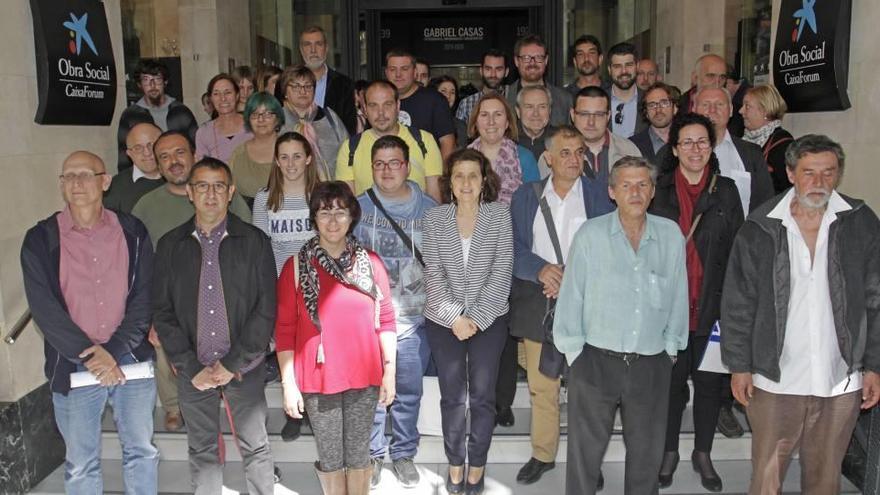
[62,12,97,56]
[792,0,818,42]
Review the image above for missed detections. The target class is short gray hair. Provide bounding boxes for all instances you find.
[609,156,657,186]
[694,86,732,106]
[784,134,845,174]
[516,85,552,109]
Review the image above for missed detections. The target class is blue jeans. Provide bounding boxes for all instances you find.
[370,324,431,460]
[52,356,158,495]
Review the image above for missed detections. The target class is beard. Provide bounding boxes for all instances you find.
[482,76,503,90]
[577,63,598,77]
[613,75,635,90]
[304,58,325,71]
[146,93,164,107]
[797,189,832,209]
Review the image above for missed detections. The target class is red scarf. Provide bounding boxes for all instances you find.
[674,166,709,332]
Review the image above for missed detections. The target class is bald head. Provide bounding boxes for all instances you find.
[636,59,659,91]
[125,122,162,176]
[60,151,111,210]
[693,54,727,91]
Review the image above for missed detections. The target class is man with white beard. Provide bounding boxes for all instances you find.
[299,26,358,134]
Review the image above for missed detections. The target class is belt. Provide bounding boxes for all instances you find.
[593,347,643,365]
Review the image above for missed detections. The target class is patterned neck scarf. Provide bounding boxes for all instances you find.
[288,103,331,179]
[469,137,522,204]
[743,120,782,148]
[297,235,381,362]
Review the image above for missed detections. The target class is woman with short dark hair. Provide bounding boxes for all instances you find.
[650,113,745,492]
[423,148,513,494]
[274,181,396,495]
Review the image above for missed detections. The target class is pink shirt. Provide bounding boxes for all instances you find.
[275,252,396,394]
[58,207,129,344]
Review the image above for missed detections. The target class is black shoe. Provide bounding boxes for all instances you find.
[370,457,383,488]
[273,465,282,483]
[465,468,486,495]
[691,451,723,492]
[280,416,302,442]
[392,457,420,488]
[717,406,744,438]
[658,451,679,488]
[597,470,604,491]
[516,457,555,484]
[446,466,465,494]
[495,406,515,427]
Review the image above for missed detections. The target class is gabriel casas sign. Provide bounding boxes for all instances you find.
[772,0,851,112]
[31,0,117,125]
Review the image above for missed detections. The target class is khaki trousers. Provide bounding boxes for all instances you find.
[523,338,560,462]
[155,346,179,414]
[747,387,860,495]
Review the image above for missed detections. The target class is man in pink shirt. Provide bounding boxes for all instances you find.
[21,151,157,494]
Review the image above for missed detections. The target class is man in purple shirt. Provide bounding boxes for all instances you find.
[153,157,276,494]
[21,151,157,494]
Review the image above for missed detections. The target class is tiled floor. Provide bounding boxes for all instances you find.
[30,459,860,494]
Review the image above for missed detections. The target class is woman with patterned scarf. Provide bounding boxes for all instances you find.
[275,181,397,495]
[279,65,349,180]
[740,84,794,194]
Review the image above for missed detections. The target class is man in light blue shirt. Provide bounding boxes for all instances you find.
[554,156,688,495]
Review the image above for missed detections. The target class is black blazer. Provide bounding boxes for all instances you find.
[761,127,795,194]
[153,214,276,379]
[325,68,358,135]
[630,127,659,164]
[649,163,744,336]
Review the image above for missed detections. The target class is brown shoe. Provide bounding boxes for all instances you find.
[164,410,183,431]
[315,463,346,495]
[346,465,372,495]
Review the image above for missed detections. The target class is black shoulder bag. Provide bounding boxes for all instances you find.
[365,189,424,267]
[532,182,568,379]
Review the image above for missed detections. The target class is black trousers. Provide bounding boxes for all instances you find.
[664,334,723,453]
[494,332,519,411]
[566,344,672,495]
[177,366,274,495]
[425,314,508,467]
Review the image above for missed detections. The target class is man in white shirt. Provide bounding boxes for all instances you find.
[509,126,611,487]
[695,87,774,213]
[721,134,880,495]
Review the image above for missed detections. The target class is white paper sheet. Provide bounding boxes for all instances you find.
[698,321,730,374]
[70,360,155,388]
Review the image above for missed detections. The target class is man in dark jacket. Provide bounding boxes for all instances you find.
[509,125,611,487]
[117,59,198,172]
[153,158,276,494]
[631,82,678,164]
[721,135,880,494]
[300,26,358,135]
[21,151,157,494]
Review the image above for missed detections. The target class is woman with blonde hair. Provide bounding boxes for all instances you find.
[740,84,794,193]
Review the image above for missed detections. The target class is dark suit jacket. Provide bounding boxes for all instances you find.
[325,68,358,135]
[630,127,660,164]
[609,87,648,137]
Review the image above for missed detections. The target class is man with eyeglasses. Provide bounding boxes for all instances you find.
[631,82,678,163]
[456,49,510,124]
[104,122,165,213]
[299,25,358,135]
[678,54,745,137]
[153,157,276,494]
[505,34,572,127]
[606,43,648,139]
[131,131,251,432]
[570,85,642,213]
[355,136,437,489]
[22,151,158,494]
[565,35,606,97]
[336,80,443,204]
[118,59,197,172]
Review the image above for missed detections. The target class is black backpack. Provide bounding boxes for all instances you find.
[347,126,428,167]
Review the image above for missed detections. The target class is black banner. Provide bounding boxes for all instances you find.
[31,0,117,125]
[380,10,530,66]
[772,0,851,112]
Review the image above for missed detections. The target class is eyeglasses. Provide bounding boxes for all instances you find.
[517,54,547,64]
[371,159,406,171]
[315,209,350,223]
[139,76,164,87]
[677,138,712,151]
[289,83,315,93]
[250,111,276,121]
[614,103,625,125]
[189,182,230,194]
[573,110,608,120]
[127,142,154,155]
[645,99,673,111]
[59,171,106,183]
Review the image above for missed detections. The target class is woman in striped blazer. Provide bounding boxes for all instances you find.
[423,148,514,495]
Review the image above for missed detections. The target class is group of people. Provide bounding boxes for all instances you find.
[22,24,880,495]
